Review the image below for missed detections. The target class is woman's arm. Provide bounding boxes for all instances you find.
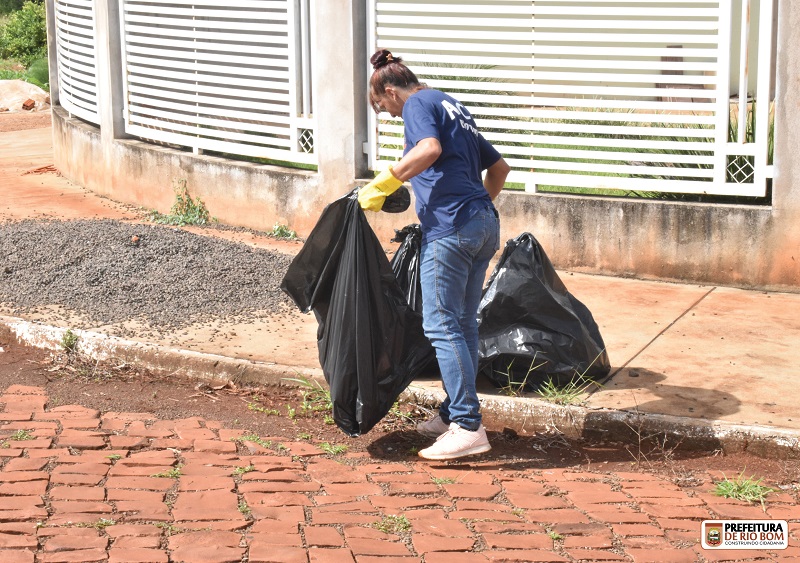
[484,157,510,200]
[391,137,442,181]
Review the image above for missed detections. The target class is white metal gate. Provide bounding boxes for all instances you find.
[119,0,316,165]
[369,0,775,197]
[53,0,100,125]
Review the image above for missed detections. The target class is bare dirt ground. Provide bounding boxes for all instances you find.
[0,108,52,132]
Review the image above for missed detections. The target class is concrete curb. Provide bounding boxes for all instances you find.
[2,315,798,459]
[402,387,800,459]
[0,315,322,387]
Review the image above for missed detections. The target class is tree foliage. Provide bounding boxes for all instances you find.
[0,1,47,67]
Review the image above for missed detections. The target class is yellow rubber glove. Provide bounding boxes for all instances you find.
[358,166,403,212]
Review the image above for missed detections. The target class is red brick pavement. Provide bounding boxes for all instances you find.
[0,385,797,563]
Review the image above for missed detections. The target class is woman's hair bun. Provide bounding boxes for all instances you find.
[371,49,402,71]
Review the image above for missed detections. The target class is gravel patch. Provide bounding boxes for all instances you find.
[0,219,296,331]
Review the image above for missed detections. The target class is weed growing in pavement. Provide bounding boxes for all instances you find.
[493,355,546,396]
[547,530,563,541]
[238,501,251,516]
[234,433,272,449]
[297,432,312,440]
[232,464,255,476]
[271,222,298,240]
[148,178,214,226]
[60,329,79,353]
[386,401,415,424]
[373,514,411,534]
[536,373,601,406]
[319,442,347,455]
[535,352,606,405]
[247,398,280,415]
[106,454,122,461]
[48,351,143,385]
[431,477,455,485]
[8,429,34,441]
[283,375,333,415]
[74,518,116,530]
[154,522,183,536]
[713,471,775,510]
[622,398,686,475]
[151,465,183,479]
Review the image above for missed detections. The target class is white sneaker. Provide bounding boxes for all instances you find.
[418,423,491,460]
[416,415,450,439]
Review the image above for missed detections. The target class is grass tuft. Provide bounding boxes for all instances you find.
[373,514,411,534]
[148,179,213,226]
[271,223,298,240]
[319,442,347,455]
[493,354,546,397]
[283,375,332,415]
[151,465,183,479]
[713,471,774,510]
[535,373,600,406]
[8,429,34,441]
[60,329,79,353]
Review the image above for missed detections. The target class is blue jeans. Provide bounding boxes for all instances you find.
[420,206,500,431]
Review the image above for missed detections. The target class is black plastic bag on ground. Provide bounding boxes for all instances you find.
[280,190,434,436]
[477,233,610,391]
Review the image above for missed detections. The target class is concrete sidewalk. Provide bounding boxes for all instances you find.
[2,121,800,457]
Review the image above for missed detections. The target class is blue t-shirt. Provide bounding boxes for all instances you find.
[402,89,502,244]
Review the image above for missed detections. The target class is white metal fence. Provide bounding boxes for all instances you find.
[368,0,776,197]
[53,0,100,125]
[119,0,316,165]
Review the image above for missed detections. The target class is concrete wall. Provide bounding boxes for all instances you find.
[49,0,800,292]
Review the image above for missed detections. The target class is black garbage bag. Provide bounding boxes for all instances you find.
[389,224,423,315]
[280,190,434,436]
[477,233,610,390]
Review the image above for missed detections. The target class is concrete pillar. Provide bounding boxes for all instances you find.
[768,0,800,284]
[312,0,369,201]
[773,0,800,213]
[44,0,59,106]
[93,0,128,174]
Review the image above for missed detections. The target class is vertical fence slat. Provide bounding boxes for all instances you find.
[736,0,750,144]
[753,0,775,190]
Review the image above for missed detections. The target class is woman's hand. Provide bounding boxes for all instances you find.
[358,166,404,212]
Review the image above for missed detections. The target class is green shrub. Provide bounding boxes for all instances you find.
[1,0,42,15]
[0,0,24,15]
[0,66,25,80]
[0,1,47,66]
[24,55,47,88]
